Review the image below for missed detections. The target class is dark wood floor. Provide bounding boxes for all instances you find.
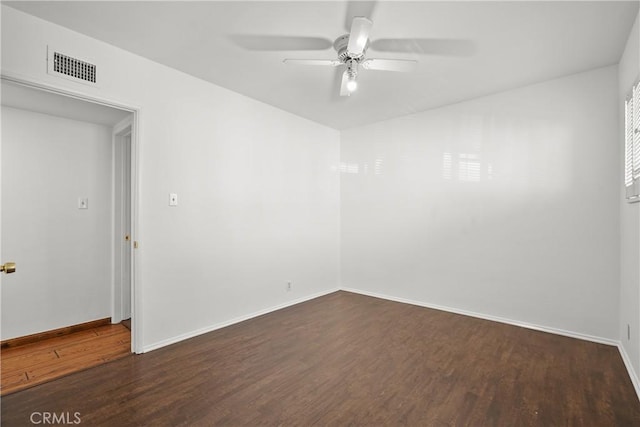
[2,291,638,426]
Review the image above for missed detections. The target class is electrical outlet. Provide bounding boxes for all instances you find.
[286,281,292,292]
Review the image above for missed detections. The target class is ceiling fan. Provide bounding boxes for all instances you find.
[283,17,418,97]
[230,2,474,98]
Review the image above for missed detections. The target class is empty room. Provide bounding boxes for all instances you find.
[1,0,640,425]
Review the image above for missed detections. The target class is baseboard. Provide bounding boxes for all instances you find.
[618,343,640,402]
[341,287,618,347]
[142,288,340,353]
[1,318,111,349]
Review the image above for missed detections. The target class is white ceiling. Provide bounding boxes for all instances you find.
[1,80,131,127]
[6,1,638,130]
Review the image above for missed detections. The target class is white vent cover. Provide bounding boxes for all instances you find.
[47,46,97,85]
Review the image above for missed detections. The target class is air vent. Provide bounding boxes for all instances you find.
[47,46,98,86]
[53,52,96,83]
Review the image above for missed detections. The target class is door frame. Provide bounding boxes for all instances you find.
[1,72,143,354]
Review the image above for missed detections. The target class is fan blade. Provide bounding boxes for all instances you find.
[283,59,342,67]
[347,17,373,57]
[340,71,350,97]
[344,1,377,31]
[362,59,418,72]
[230,35,333,51]
[370,39,476,57]
[332,68,348,101]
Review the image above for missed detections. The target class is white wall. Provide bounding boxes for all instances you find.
[1,6,341,350]
[1,107,112,339]
[341,66,620,341]
[619,11,640,386]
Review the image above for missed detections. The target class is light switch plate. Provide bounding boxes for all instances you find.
[169,193,178,206]
[78,197,89,209]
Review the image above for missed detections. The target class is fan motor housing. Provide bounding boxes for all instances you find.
[334,34,368,62]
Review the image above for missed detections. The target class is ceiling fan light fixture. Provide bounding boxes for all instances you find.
[346,77,358,92]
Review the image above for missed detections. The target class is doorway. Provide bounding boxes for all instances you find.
[0,76,140,393]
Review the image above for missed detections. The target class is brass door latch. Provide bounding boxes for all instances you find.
[1,262,16,274]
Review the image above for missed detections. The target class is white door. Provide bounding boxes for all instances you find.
[122,133,132,319]
[113,127,133,322]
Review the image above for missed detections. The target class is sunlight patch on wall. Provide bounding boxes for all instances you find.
[339,162,360,174]
[458,153,481,182]
[374,158,384,175]
[442,152,493,183]
[442,152,453,180]
[340,157,385,175]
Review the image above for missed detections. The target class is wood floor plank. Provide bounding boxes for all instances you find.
[1,318,110,349]
[1,329,102,359]
[55,331,129,359]
[26,349,123,383]
[1,324,130,396]
[1,292,638,426]
[24,333,130,381]
[24,339,130,380]
[1,349,58,373]
[2,324,127,361]
[93,324,130,337]
[0,372,29,391]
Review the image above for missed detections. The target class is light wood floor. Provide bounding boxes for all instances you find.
[2,291,639,425]
[1,323,131,396]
